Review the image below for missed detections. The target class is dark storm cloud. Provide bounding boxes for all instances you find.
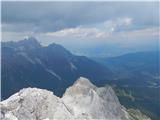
[2,1,159,33]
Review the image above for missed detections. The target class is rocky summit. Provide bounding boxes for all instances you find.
[0,77,133,120]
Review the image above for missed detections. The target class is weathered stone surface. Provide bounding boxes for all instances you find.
[0,77,133,120]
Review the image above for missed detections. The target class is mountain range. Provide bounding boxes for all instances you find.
[92,51,160,120]
[1,37,112,100]
[93,51,159,85]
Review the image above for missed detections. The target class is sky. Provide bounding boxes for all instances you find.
[1,1,160,57]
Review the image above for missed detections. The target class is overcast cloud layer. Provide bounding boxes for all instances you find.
[2,1,160,57]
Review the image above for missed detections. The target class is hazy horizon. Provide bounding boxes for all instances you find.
[2,1,159,57]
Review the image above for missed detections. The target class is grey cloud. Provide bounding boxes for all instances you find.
[2,2,159,33]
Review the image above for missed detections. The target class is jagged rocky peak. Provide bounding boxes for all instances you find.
[24,36,37,41]
[62,77,132,120]
[0,77,133,120]
[2,37,42,52]
[17,37,41,50]
[47,42,73,57]
[47,42,66,51]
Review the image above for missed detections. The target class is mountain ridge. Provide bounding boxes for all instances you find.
[92,51,160,120]
[0,77,133,120]
[1,37,113,100]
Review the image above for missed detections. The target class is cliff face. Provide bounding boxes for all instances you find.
[0,77,133,120]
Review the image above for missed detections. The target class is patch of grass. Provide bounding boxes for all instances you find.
[127,108,151,120]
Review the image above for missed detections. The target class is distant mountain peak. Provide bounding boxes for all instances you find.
[14,37,41,51]
[48,43,66,50]
[2,37,42,51]
[46,42,73,57]
[21,37,40,45]
[24,36,37,41]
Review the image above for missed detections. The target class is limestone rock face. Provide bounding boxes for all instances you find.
[0,77,133,120]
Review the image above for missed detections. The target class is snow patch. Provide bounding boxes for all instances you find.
[45,68,61,80]
[35,58,44,66]
[18,52,35,64]
[70,62,77,71]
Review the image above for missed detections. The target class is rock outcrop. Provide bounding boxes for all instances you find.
[0,77,133,120]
